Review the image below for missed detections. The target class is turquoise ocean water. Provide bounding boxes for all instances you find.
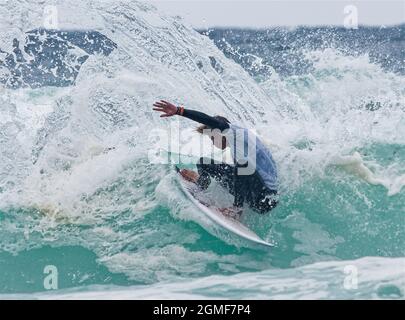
[0,1,404,299]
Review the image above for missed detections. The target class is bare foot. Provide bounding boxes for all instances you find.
[218,207,243,220]
[180,169,200,183]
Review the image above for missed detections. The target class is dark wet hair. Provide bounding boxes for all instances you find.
[196,116,230,134]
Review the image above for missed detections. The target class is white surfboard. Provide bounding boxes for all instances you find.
[176,167,273,248]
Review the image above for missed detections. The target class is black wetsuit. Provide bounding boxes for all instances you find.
[181,109,278,214]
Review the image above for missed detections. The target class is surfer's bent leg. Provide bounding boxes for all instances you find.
[248,174,278,214]
[254,190,278,214]
[196,157,235,190]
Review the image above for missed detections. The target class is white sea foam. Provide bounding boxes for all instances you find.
[2,257,403,300]
[0,0,403,296]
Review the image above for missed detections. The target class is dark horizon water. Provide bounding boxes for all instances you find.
[200,25,405,79]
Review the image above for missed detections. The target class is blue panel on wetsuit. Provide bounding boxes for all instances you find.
[226,124,278,191]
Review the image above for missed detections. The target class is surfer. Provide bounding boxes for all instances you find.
[153,100,278,217]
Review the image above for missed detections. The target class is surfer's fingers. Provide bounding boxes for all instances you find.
[153,103,166,108]
[153,108,165,112]
[157,100,168,106]
[153,106,165,110]
[161,100,174,106]
[154,101,168,105]
[160,114,171,118]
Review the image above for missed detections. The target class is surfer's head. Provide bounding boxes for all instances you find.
[196,116,230,150]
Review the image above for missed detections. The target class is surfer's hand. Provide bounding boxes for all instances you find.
[153,100,178,118]
[180,169,199,183]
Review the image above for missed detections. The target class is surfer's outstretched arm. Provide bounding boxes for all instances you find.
[153,100,230,131]
[181,109,230,131]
